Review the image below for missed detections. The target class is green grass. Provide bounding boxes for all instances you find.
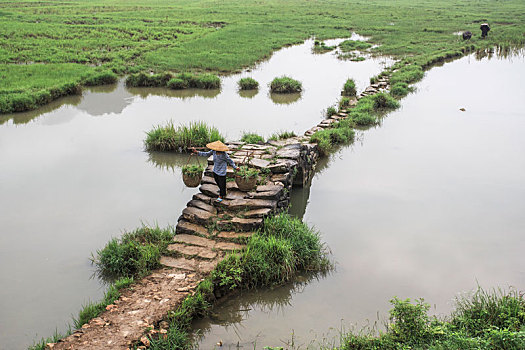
[340,287,525,350]
[144,121,224,152]
[311,121,356,156]
[181,164,205,176]
[93,225,175,279]
[339,39,373,51]
[270,76,303,93]
[2,0,525,112]
[241,132,265,144]
[238,77,259,90]
[342,79,357,97]
[313,40,336,53]
[126,72,221,89]
[268,130,297,141]
[325,106,337,117]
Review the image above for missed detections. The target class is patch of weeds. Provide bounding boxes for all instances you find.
[238,77,259,90]
[371,92,400,110]
[125,72,172,87]
[313,40,336,53]
[390,64,424,85]
[390,82,414,97]
[310,126,355,156]
[93,225,174,279]
[82,71,118,86]
[339,39,373,52]
[339,97,351,110]
[240,132,265,144]
[268,131,297,141]
[270,76,302,93]
[325,105,337,117]
[342,78,356,97]
[145,121,224,152]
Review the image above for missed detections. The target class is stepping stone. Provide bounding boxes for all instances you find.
[187,199,217,215]
[226,198,277,210]
[182,207,215,226]
[168,244,217,259]
[199,183,219,198]
[228,217,263,231]
[224,190,247,200]
[176,220,210,237]
[276,145,301,159]
[270,173,290,185]
[160,256,197,271]
[215,242,245,251]
[243,208,272,218]
[173,234,215,248]
[236,157,271,169]
[248,189,282,199]
[217,231,255,240]
[192,192,215,205]
[256,184,284,192]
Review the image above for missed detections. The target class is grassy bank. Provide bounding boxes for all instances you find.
[340,288,525,350]
[144,121,224,152]
[4,0,524,113]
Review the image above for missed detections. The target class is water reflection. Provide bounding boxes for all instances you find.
[148,151,203,172]
[238,89,258,99]
[269,92,302,105]
[126,86,221,100]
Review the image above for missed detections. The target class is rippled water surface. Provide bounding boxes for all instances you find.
[192,51,525,349]
[0,37,392,349]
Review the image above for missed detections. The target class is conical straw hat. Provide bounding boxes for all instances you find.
[206,140,229,152]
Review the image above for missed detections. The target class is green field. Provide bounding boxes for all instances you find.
[1,0,524,113]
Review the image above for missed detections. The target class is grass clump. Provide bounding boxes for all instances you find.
[339,39,373,52]
[238,77,259,90]
[270,76,302,93]
[313,40,336,53]
[390,64,425,85]
[390,82,413,97]
[234,165,259,179]
[311,123,355,156]
[325,106,337,117]
[339,97,351,110]
[93,225,174,279]
[125,72,172,87]
[82,71,118,86]
[240,132,264,144]
[342,78,357,97]
[144,121,224,152]
[268,130,297,141]
[372,92,401,110]
[166,78,188,90]
[340,287,525,350]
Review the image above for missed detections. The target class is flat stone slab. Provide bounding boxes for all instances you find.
[243,208,272,218]
[224,190,247,200]
[187,199,217,215]
[276,146,301,159]
[167,244,217,259]
[160,256,218,273]
[236,157,271,169]
[228,217,263,231]
[176,220,210,237]
[217,231,255,240]
[226,198,277,210]
[248,189,282,199]
[173,234,216,248]
[199,183,219,198]
[215,242,245,251]
[182,206,215,225]
[256,183,284,192]
[192,193,215,205]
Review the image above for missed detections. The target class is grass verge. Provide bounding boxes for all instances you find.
[145,121,224,152]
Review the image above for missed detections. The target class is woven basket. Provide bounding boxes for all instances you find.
[235,175,257,192]
[183,173,202,188]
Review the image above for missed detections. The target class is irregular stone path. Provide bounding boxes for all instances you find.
[49,74,391,350]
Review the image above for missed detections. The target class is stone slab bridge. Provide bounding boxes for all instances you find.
[49,76,390,350]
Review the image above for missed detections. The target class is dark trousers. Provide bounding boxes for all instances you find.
[213,172,227,198]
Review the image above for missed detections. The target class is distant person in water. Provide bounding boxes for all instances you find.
[192,140,239,203]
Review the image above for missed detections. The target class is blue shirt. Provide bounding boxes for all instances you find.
[198,150,236,176]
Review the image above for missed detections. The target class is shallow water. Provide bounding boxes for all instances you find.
[192,51,525,349]
[0,37,390,349]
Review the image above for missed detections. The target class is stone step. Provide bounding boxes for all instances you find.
[187,199,217,215]
[160,256,218,273]
[247,189,283,200]
[217,231,255,240]
[218,217,263,231]
[224,198,277,211]
[201,175,239,190]
[270,173,291,186]
[243,208,272,218]
[176,220,211,237]
[167,244,217,259]
[181,206,215,226]
[173,234,216,248]
[193,192,215,205]
[215,242,245,251]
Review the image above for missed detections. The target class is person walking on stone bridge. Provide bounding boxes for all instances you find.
[192,140,239,203]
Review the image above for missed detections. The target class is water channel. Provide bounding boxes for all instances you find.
[192,50,525,348]
[0,37,392,349]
